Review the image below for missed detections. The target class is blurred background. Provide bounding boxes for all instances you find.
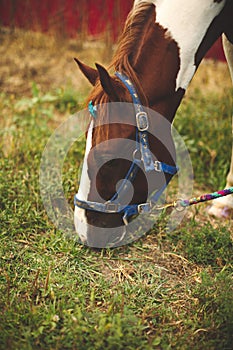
[0,0,227,97]
[0,0,133,40]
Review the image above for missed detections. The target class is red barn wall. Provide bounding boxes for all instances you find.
[0,0,225,61]
[0,0,133,39]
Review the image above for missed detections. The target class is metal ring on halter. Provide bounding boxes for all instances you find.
[173,199,187,212]
[133,149,141,161]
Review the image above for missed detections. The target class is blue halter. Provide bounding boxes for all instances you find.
[74,72,178,225]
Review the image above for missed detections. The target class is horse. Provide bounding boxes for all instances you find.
[74,0,233,248]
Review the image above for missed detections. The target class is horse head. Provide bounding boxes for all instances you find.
[74,59,177,248]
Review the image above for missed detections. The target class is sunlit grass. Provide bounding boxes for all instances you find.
[0,27,233,349]
[0,79,232,350]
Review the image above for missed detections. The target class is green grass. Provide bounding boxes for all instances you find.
[0,83,233,350]
[175,88,233,189]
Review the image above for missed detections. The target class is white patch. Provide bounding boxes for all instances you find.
[135,0,226,90]
[74,120,94,241]
[208,194,233,218]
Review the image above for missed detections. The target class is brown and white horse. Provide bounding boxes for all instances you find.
[74,0,233,247]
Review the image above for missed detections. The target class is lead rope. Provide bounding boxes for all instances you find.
[155,186,233,212]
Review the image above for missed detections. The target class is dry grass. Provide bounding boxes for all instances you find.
[0,27,232,97]
[0,28,114,96]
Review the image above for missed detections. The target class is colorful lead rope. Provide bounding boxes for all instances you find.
[172,187,233,211]
[155,187,233,212]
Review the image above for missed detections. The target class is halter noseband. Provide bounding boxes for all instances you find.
[74,72,178,225]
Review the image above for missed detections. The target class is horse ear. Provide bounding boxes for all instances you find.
[95,63,118,101]
[74,58,98,86]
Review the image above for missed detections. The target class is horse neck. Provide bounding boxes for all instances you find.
[128,0,226,122]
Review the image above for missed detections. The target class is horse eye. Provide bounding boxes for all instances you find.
[105,159,116,167]
[95,155,116,168]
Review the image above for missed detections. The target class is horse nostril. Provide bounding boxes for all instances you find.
[101,222,108,228]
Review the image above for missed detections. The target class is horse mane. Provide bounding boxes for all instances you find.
[111,3,155,78]
[89,2,155,107]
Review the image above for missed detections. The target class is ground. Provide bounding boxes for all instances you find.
[0,28,233,350]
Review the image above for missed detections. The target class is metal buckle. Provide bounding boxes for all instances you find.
[154,161,162,172]
[137,203,151,214]
[105,202,119,213]
[123,213,129,226]
[136,111,149,131]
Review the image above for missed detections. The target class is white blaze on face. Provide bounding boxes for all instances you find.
[74,120,94,242]
[135,0,225,90]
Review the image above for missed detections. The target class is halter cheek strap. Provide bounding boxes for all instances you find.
[115,72,155,173]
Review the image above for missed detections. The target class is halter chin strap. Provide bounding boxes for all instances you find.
[75,72,178,225]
